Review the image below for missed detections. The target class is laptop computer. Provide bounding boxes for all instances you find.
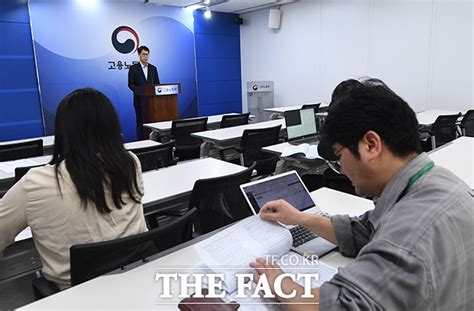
[240,171,336,257]
[284,108,319,145]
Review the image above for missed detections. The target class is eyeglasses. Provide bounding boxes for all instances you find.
[326,146,345,174]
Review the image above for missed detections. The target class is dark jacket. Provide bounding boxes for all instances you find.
[128,62,160,106]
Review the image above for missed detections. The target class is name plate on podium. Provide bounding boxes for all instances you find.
[155,84,179,96]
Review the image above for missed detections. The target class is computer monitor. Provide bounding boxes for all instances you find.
[284,108,317,141]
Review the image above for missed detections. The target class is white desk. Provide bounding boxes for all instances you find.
[144,113,255,132]
[0,140,160,186]
[0,135,54,147]
[191,119,286,145]
[0,136,160,157]
[0,135,55,154]
[264,103,329,114]
[123,140,161,150]
[19,187,373,310]
[0,155,52,183]
[429,136,474,189]
[141,157,246,212]
[263,142,292,155]
[12,158,246,242]
[416,110,462,126]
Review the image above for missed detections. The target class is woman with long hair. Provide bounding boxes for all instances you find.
[0,88,147,288]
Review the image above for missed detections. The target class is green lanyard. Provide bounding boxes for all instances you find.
[406,161,434,189]
[398,161,434,201]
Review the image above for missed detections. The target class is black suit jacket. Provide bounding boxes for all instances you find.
[128,62,160,106]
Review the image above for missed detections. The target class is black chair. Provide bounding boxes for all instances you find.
[171,117,208,161]
[32,208,197,297]
[0,139,43,162]
[14,164,46,182]
[301,103,321,113]
[460,110,474,137]
[423,114,460,150]
[220,125,281,177]
[220,113,250,128]
[130,141,178,172]
[189,163,255,234]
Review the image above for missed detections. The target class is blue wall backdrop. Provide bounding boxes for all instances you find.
[194,10,242,116]
[0,1,242,142]
[29,0,198,142]
[0,0,43,141]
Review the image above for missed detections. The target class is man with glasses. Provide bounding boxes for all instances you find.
[128,45,160,140]
[250,79,474,310]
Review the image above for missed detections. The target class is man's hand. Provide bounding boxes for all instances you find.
[259,199,305,225]
[250,258,300,302]
[250,258,321,310]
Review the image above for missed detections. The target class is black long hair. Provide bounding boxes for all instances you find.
[50,88,143,213]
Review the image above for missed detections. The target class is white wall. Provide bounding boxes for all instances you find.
[240,0,473,113]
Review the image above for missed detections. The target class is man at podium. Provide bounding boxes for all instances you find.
[128,45,160,140]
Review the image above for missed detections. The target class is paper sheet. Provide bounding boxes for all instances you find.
[193,215,292,293]
[281,144,320,159]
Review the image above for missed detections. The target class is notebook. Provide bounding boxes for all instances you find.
[284,108,318,145]
[240,171,336,257]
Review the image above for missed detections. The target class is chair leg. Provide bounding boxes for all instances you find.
[430,136,436,150]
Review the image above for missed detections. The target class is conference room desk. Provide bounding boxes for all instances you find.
[416,109,462,126]
[428,136,474,189]
[0,155,52,192]
[19,187,374,310]
[191,119,286,149]
[10,158,245,244]
[264,103,329,114]
[144,113,255,134]
[141,157,246,215]
[262,141,292,155]
[123,139,161,150]
[0,136,159,157]
[0,135,55,155]
[0,140,161,193]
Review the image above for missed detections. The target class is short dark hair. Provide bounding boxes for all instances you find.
[330,79,362,106]
[321,78,422,159]
[137,46,149,54]
[51,88,143,214]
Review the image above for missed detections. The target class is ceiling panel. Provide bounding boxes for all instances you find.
[148,0,296,13]
[148,0,202,6]
[211,1,278,13]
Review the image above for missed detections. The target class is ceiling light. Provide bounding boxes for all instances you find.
[204,7,212,19]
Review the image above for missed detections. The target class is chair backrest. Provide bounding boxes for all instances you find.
[220,113,250,128]
[70,207,197,286]
[301,103,321,113]
[240,125,282,161]
[431,114,460,147]
[130,141,177,172]
[460,110,474,137]
[14,164,46,182]
[0,139,43,162]
[171,117,208,146]
[189,163,255,234]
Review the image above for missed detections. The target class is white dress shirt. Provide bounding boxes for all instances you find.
[140,61,148,81]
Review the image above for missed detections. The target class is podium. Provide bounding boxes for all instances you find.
[135,83,181,124]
